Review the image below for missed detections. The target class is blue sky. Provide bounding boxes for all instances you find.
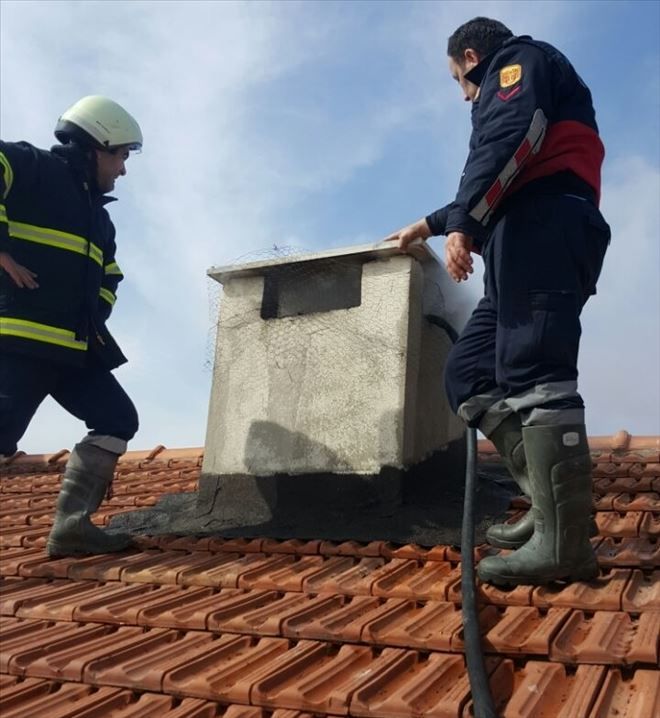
[1,0,659,453]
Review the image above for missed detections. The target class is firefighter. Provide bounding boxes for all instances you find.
[0,96,143,557]
[385,18,610,585]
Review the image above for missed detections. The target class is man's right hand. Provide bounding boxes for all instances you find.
[0,252,39,289]
[383,218,432,253]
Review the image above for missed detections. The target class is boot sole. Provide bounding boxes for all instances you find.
[478,561,600,587]
[46,539,132,558]
[486,519,600,551]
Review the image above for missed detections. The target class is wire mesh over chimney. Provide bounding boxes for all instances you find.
[199,241,470,524]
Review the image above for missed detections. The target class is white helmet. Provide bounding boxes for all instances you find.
[55,95,143,151]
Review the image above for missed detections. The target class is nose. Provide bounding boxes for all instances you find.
[119,161,127,176]
[464,94,471,102]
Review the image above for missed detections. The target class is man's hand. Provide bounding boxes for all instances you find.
[0,252,39,289]
[383,218,432,254]
[445,231,474,282]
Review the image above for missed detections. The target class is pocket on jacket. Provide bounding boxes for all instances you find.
[581,206,610,298]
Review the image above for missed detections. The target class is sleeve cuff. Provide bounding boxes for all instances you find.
[445,206,488,241]
[425,203,452,236]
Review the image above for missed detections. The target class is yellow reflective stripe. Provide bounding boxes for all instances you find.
[99,287,116,306]
[0,318,87,351]
[0,152,14,199]
[8,220,103,266]
[0,203,7,224]
[104,261,122,276]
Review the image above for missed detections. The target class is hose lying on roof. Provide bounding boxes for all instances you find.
[426,315,496,717]
[461,427,497,718]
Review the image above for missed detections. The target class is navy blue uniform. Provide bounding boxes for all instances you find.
[0,141,138,456]
[426,36,610,434]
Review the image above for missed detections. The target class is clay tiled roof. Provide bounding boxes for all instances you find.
[1,435,659,717]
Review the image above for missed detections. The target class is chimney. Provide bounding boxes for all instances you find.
[198,241,470,529]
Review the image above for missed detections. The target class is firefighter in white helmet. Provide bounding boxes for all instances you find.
[0,96,143,556]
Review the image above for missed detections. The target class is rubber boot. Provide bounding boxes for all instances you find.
[485,413,535,549]
[485,415,597,548]
[46,442,133,557]
[477,424,599,586]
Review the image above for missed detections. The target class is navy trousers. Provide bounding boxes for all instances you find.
[0,353,138,456]
[444,192,610,434]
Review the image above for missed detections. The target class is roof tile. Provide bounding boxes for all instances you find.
[531,568,631,611]
[135,586,228,629]
[281,595,388,643]
[250,642,383,714]
[502,662,607,718]
[595,537,660,569]
[550,610,660,666]
[74,584,185,625]
[588,668,660,718]
[206,591,326,637]
[621,569,660,612]
[161,635,291,703]
[4,621,111,676]
[482,606,572,656]
[82,629,217,692]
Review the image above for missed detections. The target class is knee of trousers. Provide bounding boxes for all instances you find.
[119,403,140,441]
[101,398,140,442]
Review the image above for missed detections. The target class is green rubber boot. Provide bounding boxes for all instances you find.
[46,442,133,557]
[477,424,599,586]
[485,413,535,549]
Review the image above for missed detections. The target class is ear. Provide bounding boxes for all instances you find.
[464,48,480,66]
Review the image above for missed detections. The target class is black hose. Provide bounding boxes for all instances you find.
[426,314,460,344]
[461,427,497,717]
[427,313,497,715]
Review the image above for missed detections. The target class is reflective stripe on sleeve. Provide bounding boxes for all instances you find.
[9,220,103,266]
[0,317,88,351]
[104,261,123,276]
[469,108,548,226]
[0,203,7,224]
[0,153,14,199]
[99,287,117,306]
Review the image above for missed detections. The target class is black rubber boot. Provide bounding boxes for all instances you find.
[46,443,133,557]
[485,413,536,549]
[477,424,599,586]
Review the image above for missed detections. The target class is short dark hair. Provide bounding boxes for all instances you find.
[447,17,513,61]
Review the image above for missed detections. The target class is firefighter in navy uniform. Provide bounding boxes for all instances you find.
[385,18,610,585]
[0,96,143,557]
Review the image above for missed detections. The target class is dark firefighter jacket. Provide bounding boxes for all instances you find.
[426,35,605,244]
[0,141,127,369]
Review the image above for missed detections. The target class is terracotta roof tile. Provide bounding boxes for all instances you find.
[282,594,383,643]
[503,662,607,718]
[2,435,659,717]
[589,668,660,718]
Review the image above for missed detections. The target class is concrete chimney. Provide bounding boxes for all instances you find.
[198,241,470,525]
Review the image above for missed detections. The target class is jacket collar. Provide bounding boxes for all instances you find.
[51,143,117,203]
[464,35,529,87]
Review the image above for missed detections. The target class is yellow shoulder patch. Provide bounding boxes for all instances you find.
[500,64,522,88]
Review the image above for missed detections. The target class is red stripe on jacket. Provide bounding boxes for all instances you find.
[508,120,604,204]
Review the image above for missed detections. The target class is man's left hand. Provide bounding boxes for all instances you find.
[445,232,474,282]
